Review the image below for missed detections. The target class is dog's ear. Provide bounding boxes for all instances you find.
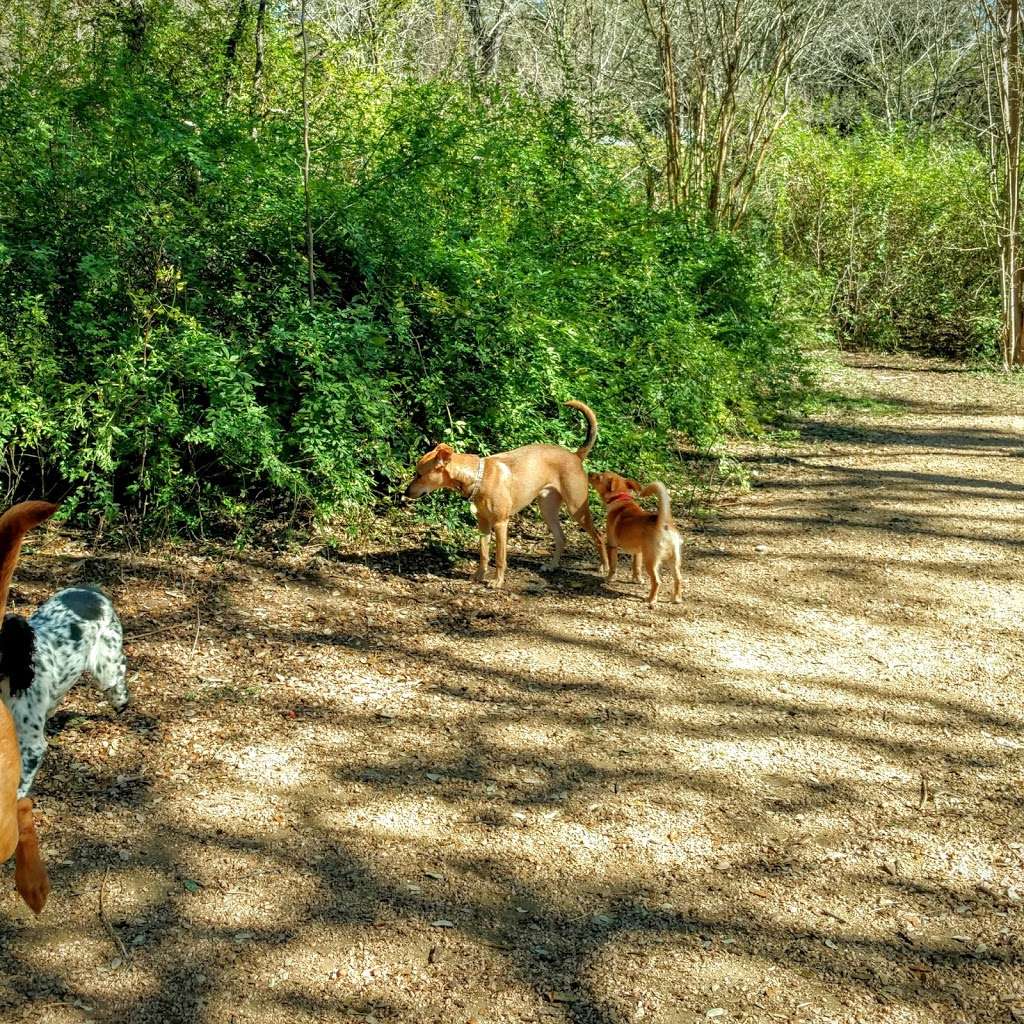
[0,614,35,697]
[433,443,454,467]
[625,478,642,492]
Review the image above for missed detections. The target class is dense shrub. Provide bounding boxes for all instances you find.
[0,10,812,534]
[758,120,999,358]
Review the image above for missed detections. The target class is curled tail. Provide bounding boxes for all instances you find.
[566,400,598,461]
[639,481,672,530]
[0,502,59,620]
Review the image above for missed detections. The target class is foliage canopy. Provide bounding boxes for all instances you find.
[0,9,812,533]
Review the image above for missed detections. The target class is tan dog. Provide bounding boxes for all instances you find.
[404,401,608,588]
[588,472,682,607]
[0,500,58,913]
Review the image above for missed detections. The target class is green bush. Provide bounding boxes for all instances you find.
[0,10,813,535]
[758,119,999,358]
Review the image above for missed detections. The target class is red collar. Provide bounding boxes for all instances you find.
[604,491,634,507]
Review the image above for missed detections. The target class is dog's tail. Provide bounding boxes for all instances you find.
[639,481,673,530]
[567,400,598,461]
[0,502,59,620]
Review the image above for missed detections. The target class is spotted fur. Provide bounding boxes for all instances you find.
[0,587,128,798]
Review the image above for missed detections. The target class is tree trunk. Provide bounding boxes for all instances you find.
[300,0,314,304]
[640,0,680,210]
[1002,0,1024,366]
[250,0,268,127]
[465,0,503,79]
[223,0,251,106]
[659,1,681,210]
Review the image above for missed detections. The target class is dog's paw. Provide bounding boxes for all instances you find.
[15,861,49,914]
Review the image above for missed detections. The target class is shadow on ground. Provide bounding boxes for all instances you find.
[2,356,1023,1023]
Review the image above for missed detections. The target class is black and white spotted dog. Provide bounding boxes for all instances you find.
[0,587,128,797]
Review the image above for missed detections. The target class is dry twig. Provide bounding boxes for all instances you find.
[99,866,128,962]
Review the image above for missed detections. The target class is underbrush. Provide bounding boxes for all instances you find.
[0,11,816,537]
[758,120,998,361]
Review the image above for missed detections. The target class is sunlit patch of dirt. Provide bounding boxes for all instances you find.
[2,352,1023,1024]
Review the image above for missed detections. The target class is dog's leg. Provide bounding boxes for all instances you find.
[16,730,46,800]
[475,528,492,583]
[671,541,683,604]
[646,558,662,608]
[572,503,608,575]
[90,627,129,712]
[492,520,509,588]
[14,797,48,913]
[631,553,643,583]
[606,544,619,581]
[537,491,566,571]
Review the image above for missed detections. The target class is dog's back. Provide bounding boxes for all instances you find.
[23,587,124,714]
[493,444,591,514]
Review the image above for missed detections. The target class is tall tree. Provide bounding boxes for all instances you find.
[984,0,1024,367]
[300,0,315,303]
[639,0,681,208]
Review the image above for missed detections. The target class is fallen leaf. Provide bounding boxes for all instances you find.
[183,879,201,893]
[544,991,577,1003]
[430,919,455,928]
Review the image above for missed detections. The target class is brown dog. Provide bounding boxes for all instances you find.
[588,472,683,607]
[404,401,608,588]
[1,500,58,914]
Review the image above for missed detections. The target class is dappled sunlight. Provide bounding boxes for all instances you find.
[329,794,458,843]
[220,742,313,790]
[1,357,1022,1023]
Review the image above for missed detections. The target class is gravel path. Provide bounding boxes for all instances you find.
[1,353,1022,1024]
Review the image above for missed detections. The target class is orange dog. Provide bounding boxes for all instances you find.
[404,401,608,588]
[588,472,683,607]
[1,500,58,913]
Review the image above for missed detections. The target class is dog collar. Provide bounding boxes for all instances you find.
[466,458,485,500]
[604,491,634,506]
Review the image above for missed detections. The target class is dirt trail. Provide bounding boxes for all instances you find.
[1,354,1023,1024]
